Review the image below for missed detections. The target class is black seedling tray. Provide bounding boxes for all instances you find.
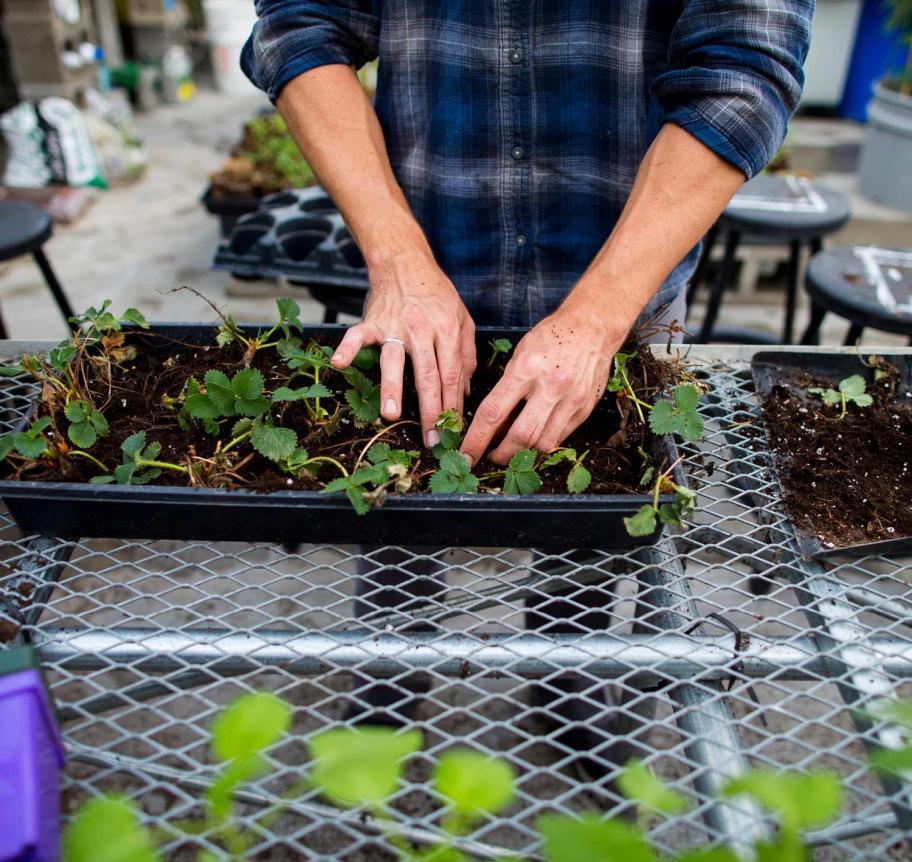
[213,188,370,290]
[201,186,263,238]
[0,325,681,549]
[752,350,912,561]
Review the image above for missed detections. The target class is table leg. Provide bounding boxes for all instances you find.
[323,307,339,324]
[697,229,740,343]
[800,303,826,345]
[32,248,76,325]
[782,239,802,344]
[844,323,864,346]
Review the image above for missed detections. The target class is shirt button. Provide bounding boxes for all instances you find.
[509,47,524,64]
[516,234,527,247]
[511,145,525,160]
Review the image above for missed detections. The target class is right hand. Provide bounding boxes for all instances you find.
[330,251,476,448]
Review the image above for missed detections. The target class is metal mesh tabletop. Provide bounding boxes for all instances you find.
[1,344,911,860]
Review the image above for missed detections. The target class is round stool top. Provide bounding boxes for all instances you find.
[720,174,851,239]
[806,245,912,335]
[0,201,52,262]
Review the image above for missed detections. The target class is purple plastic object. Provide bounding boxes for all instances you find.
[0,669,66,862]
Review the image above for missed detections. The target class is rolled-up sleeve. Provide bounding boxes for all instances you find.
[652,0,813,179]
[241,0,380,102]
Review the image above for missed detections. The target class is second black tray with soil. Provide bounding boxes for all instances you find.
[752,350,912,560]
[0,322,686,549]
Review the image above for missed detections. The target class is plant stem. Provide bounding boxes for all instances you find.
[138,458,188,474]
[68,450,110,472]
[303,455,349,478]
[221,429,252,454]
[619,367,647,422]
[353,420,420,471]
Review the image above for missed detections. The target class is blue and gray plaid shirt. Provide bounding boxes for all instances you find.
[243,0,812,327]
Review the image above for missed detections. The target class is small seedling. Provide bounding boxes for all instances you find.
[186,368,270,422]
[429,450,478,494]
[0,416,53,460]
[624,461,695,537]
[541,448,592,494]
[504,448,542,495]
[64,400,109,449]
[92,431,186,485]
[341,366,381,423]
[809,374,872,419]
[486,338,513,369]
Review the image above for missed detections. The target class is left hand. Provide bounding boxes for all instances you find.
[460,302,627,467]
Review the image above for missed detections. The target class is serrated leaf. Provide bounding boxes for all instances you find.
[352,346,380,370]
[68,422,97,449]
[65,401,88,423]
[680,411,705,441]
[121,431,147,461]
[567,462,592,493]
[542,448,576,468]
[186,391,219,419]
[231,418,254,438]
[275,297,302,334]
[624,504,657,537]
[0,364,26,377]
[0,435,16,460]
[113,463,138,484]
[504,449,541,495]
[639,466,655,486]
[234,396,270,418]
[272,383,331,402]
[231,368,265,401]
[90,475,116,484]
[121,308,149,329]
[429,469,461,494]
[276,337,303,359]
[91,412,109,436]
[251,423,297,462]
[345,387,380,422]
[673,384,700,412]
[852,393,873,407]
[809,387,840,405]
[648,399,677,436]
[14,433,47,459]
[436,409,464,434]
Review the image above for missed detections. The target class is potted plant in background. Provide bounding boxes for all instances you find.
[858,0,912,212]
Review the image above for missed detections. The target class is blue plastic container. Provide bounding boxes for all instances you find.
[0,651,66,862]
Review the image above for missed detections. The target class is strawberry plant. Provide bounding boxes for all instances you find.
[809,374,873,419]
[624,460,695,537]
[92,431,186,485]
[487,337,513,369]
[541,447,592,493]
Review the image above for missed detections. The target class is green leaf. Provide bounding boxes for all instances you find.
[272,383,331,402]
[617,760,687,815]
[203,370,236,415]
[852,393,873,407]
[251,422,298,463]
[434,750,515,817]
[211,691,292,763]
[538,813,656,862]
[275,297,303,335]
[62,795,161,862]
[352,346,380,370]
[234,396,270,418]
[310,727,422,807]
[429,450,479,494]
[624,504,657,537]
[838,375,866,398]
[504,448,542,495]
[435,409,465,434]
[809,387,840,405]
[673,384,700,413]
[869,745,912,774]
[121,431,147,461]
[368,442,417,469]
[722,769,842,830]
[680,411,705,441]
[0,435,16,460]
[68,422,97,449]
[0,364,26,377]
[14,433,47,459]
[868,699,912,729]
[542,448,577,468]
[567,462,592,494]
[673,850,739,862]
[231,368,265,401]
[648,399,677,436]
[91,412,109,436]
[345,386,381,422]
[65,401,88,423]
[121,308,149,329]
[90,474,116,484]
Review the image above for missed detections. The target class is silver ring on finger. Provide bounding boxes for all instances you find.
[383,337,407,349]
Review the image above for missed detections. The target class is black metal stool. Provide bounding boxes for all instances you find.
[0,202,76,339]
[687,174,851,344]
[801,245,912,345]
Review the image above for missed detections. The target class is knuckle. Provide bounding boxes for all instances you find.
[441,370,462,390]
[478,399,502,425]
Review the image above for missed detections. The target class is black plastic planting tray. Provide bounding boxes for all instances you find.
[213,188,370,290]
[201,186,263,238]
[0,325,681,549]
[752,350,912,560]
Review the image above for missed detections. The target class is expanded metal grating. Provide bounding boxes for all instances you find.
[2,345,912,860]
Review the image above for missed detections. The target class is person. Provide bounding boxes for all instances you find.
[242,0,813,775]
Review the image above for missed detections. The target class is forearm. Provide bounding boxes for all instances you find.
[566,123,744,331]
[276,64,432,269]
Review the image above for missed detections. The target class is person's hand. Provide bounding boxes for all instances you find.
[460,302,626,466]
[330,251,476,447]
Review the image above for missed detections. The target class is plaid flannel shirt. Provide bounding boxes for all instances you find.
[243,0,812,327]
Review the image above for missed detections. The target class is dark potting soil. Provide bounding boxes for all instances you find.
[759,361,912,549]
[3,331,678,497]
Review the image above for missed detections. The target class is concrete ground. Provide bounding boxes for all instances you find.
[0,90,911,345]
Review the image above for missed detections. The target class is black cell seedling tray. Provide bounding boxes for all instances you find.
[201,186,263,238]
[752,351,912,560]
[0,325,681,549]
[213,188,370,291]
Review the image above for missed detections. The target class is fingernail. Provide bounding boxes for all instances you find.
[384,398,397,415]
[462,452,474,468]
[330,351,341,364]
[427,429,440,447]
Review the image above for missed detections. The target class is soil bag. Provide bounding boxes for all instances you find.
[0,646,66,862]
[1,98,107,189]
